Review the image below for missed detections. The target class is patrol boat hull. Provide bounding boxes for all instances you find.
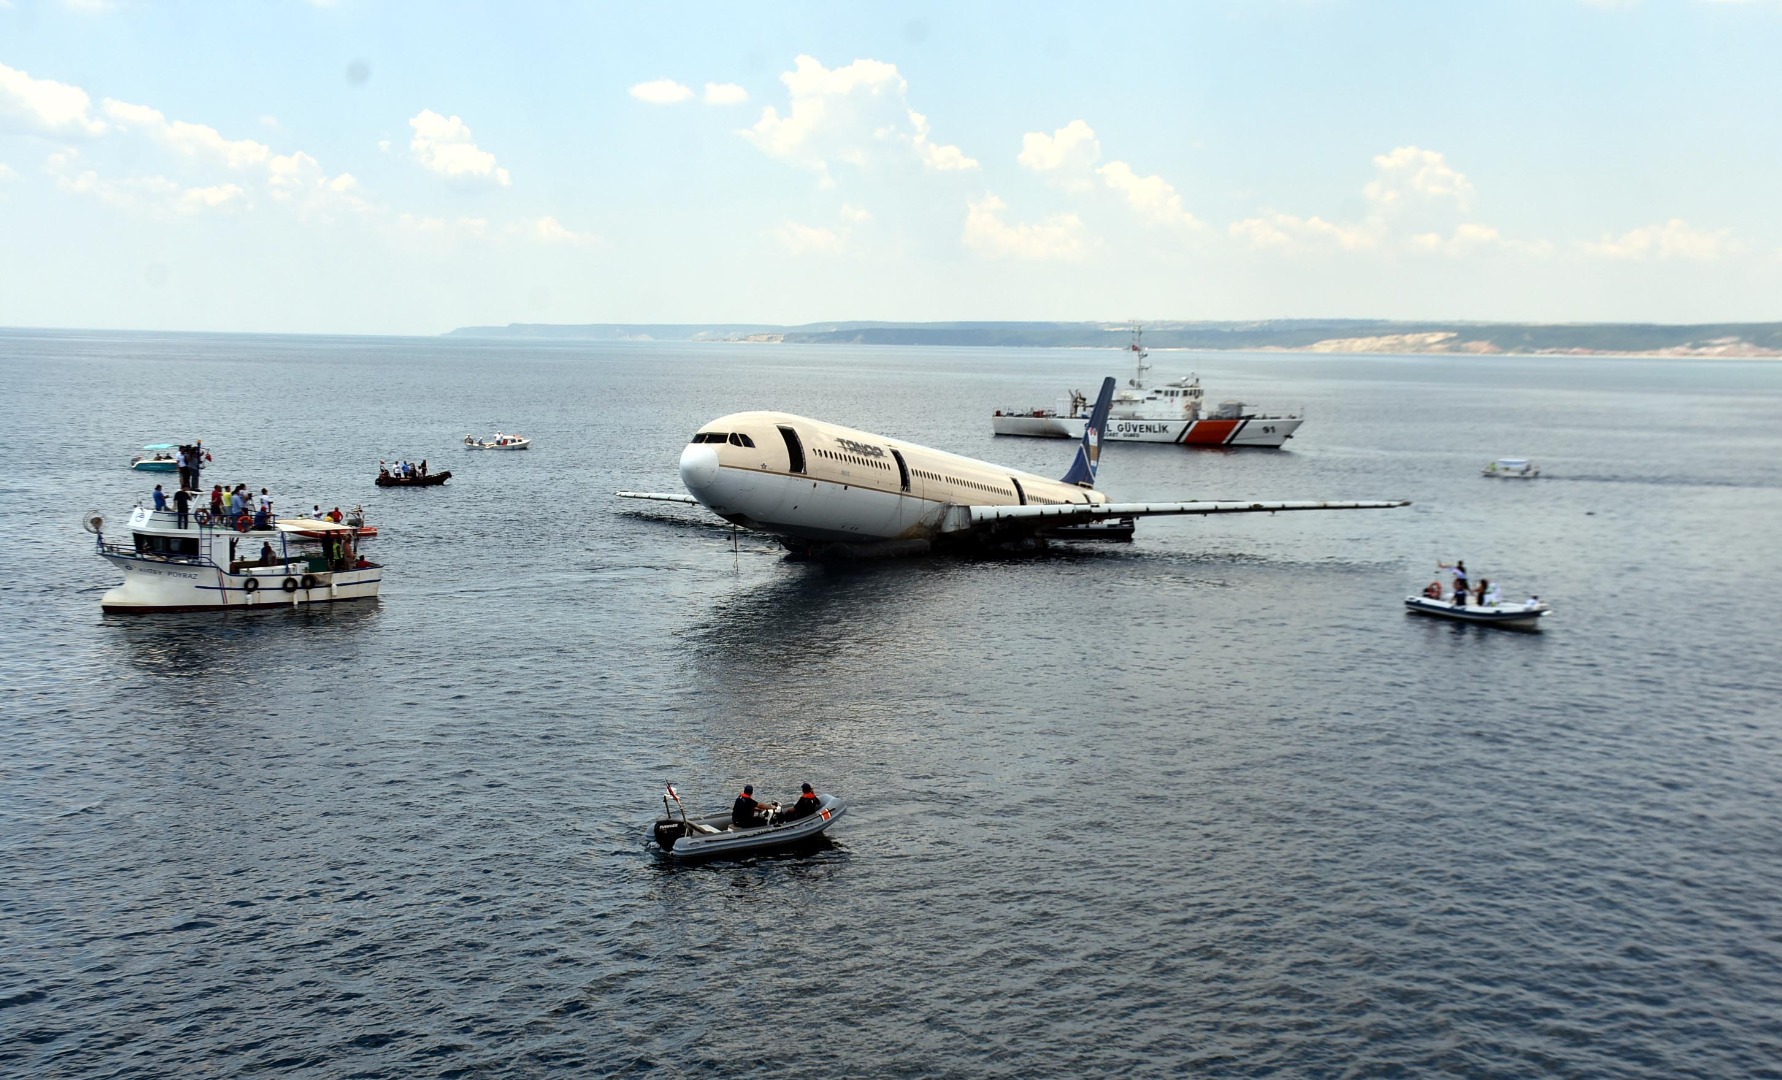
[1404,595,1549,631]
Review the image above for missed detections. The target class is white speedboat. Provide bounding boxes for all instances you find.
[129,444,179,472]
[649,791,845,859]
[90,506,382,613]
[1483,458,1540,479]
[1405,593,1549,630]
[464,432,531,450]
[993,326,1305,447]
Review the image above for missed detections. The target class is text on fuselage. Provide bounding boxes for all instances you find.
[834,438,886,458]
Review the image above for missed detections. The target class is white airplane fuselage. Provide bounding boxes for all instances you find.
[679,411,1104,546]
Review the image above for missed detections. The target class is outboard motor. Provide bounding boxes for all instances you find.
[652,820,686,850]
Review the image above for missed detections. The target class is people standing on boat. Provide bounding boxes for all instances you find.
[328,507,344,524]
[172,486,192,529]
[784,783,821,821]
[174,447,189,489]
[229,485,246,520]
[1474,578,1490,606]
[1438,560,1468,603]
[152,484,167,511]
[1483,581,1502,606]
[732,785,771,828]
[258,488,273,515]
[209,485,224,519]
[419,459,427,477]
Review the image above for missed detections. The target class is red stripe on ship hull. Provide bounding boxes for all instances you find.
[1182,419,1240,445]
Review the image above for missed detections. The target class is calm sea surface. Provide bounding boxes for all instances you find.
[2,330,1780,1078]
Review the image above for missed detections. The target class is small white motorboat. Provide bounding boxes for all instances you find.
[648,786,845,859]
[464,432,531,450]
[1405,593,1550,630]
[130,443,179,472]
[1483,457,1540,479]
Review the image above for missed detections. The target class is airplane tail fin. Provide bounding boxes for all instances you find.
[1060,376,1116,488]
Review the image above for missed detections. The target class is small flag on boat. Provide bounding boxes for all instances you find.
[666,783,683,808]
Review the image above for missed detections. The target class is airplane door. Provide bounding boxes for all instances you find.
[890,449,911,492]
[1010,477,1027,505]
[776,425,806,473]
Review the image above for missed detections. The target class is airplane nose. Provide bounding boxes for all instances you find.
[679,443,720,494]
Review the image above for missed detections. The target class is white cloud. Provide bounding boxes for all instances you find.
[0,162,17,183]
[773,220,847,255]
[631,79,694,105]
[1231,146,1504,254]
[54,166,248,216]
[1583,219,1736,260]
[1096,160,1201,230]
[407,109,512,186]
[703,82,748,106]
[1364,146,1475,212]
[840,203,872,223]
[0,61,108,137]
[104,99,274,169]
[1018,119,1101,188]
[521,215,601,247]
[1229,212,1378,252]
[743,55,977,180]
[963,194,1089,261]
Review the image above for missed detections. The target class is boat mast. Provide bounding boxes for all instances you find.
[1128,322,1150,388]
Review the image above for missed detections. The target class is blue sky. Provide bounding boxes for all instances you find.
[2,0,1779,333]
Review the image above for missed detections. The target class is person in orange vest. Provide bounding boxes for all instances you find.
[731,784,772,828]
[784,783,821,821]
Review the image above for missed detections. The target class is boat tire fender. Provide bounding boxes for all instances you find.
[300,574,316,591]
[281,577,299,593]
[236,514,252,532]
[242,577,260,594]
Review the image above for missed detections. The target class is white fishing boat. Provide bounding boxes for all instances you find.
[129,443,179,472]
[1483,458,1540,479]
[648,787,845,859]
[992,326,1305,446]
[1405,593,1550,630]
[90,506,382,613]
[464,432,531,450]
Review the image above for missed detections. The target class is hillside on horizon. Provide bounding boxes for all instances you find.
[445,319,1782,357]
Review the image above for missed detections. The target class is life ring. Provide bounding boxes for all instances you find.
[281,577,299,593]
[236,513,252,532]
[242,577,260,594]
[194,509,211,526]
[300,574,317,591]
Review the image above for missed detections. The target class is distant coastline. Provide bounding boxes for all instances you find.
[443,320,1782,358]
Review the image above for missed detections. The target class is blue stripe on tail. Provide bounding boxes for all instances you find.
[1060,377,1117,488]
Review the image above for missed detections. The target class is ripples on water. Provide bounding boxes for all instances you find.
[3,331,1781,1076]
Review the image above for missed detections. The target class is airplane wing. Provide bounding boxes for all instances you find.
[615,491,701,505]
[968,499,1410,527]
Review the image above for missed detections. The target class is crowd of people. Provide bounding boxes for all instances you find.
[379,459,428,480]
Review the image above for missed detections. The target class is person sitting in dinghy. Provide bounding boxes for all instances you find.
[732,785,777,829]
[1422,581,1443,600]
[783,783,821,821]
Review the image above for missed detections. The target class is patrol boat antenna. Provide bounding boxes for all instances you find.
[1127,323,1150,387]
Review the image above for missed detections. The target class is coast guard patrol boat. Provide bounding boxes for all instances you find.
[89,505,381,613]
[993,326,1305,447]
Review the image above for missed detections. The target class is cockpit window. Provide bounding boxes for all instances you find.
[728,432,755,448]
[690,432,727,444]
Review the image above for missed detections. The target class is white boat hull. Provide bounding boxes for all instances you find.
[1404,595,1548,630]
[101,553,382,613]
[649,795,844,858]
[995,414,1303,447]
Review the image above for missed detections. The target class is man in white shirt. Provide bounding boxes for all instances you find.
[258,488,274,515]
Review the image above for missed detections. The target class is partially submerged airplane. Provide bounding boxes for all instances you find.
[618,377,1408,557]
